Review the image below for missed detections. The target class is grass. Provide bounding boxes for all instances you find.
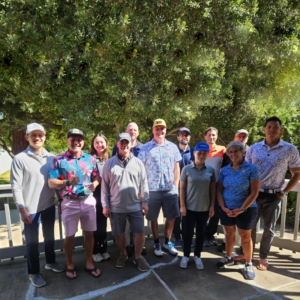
[0,170,10,184]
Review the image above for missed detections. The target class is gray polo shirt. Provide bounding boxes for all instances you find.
[180,162,216,212]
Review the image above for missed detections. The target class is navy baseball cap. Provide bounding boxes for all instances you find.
[178,127,191,135]
[194,142,209,152]
[67,129,85,139]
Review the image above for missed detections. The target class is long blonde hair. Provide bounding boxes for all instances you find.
[89,134,109,162]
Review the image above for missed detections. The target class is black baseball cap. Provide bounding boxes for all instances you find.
[67,129,85,140]
[178,127,191,135]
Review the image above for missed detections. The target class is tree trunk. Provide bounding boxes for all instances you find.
[11,129,28,155]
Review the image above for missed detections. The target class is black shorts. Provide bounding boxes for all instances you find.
[219,207,258,230]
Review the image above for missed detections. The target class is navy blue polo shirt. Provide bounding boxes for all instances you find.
[178,145,194,172]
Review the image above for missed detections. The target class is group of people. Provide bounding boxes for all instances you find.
[10,116,300,287]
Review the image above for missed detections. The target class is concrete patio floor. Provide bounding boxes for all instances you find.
[0,237,299,300]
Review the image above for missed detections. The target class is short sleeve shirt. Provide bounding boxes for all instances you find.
[180,162,216,212]
[138,139,182,191]
[178,146,194,172]
[246,139,300,189]
[205,145,226,181]
[49,151,99,198]
[218,161,260,209]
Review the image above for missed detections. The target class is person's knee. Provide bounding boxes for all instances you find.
[166,218,175,223]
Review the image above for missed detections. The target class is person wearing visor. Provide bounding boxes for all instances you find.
[48,129,101,280]
[179,142,216,269]
[101,133,149,272]
[11,123,65,288]
[218,129,250,253]
[139,119,182,257]
[216,141,260,280]
[173,127,195,247]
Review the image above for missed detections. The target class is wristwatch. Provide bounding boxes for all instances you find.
[280,190,288,196]
[65,179,71,187]
[240,206,247,213]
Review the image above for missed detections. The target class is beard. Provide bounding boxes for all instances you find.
[179,141,188,146]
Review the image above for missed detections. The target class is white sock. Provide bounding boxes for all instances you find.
[246,262,253,266]
[226,255,231,260]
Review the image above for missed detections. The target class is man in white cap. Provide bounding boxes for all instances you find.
[10,123,65,288]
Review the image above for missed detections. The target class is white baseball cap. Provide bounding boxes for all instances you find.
[26,123,46,135]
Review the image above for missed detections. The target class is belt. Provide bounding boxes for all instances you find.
[259,188,281,194]
[63,195,91,201]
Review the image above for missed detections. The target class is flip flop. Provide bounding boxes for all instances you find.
[257,260,269,271]
[66,268,77,280]
[84,267,102,278]
[233,255,246,262]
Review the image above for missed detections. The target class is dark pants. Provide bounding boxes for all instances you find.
[183,210,209,257]
[173,197,184,239]
[24,205,56,275]
[93,200,107,254]
[251,192,282,259]
[205,197,219,239]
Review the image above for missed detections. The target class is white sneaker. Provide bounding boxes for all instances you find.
[93,253,103,263]
[154,243,163,257]
[180,256,189,269]
[162,242,178,256]
[194,256,204,269]
[101,252,110,261]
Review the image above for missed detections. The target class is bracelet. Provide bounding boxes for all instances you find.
[58,199,63,203]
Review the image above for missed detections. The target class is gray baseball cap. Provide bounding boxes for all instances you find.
[235,129,249,136]
[67,128,85,139]
[26,123,45,135]
[117,133,131,142]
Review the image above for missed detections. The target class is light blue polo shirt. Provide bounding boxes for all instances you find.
[218,160,260,209]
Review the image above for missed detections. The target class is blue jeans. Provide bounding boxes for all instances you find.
[24,205,56,274]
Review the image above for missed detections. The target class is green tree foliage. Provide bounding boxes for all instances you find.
[0,0,300,157]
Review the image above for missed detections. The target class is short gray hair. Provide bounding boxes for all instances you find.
[226,141,246,155]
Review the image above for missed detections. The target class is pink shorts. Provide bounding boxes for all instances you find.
[61,196,96,237]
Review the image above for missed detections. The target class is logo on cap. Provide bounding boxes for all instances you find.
[73,129,79,133]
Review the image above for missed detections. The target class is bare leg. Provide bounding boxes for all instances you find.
[150,220,159,240]
[164,218,175,239]
[224,225,236,257]
[115,232,127,255]
[238,228,252,263]
[64,235,76,278]
[134,233,145,259]
[84,231,100,276]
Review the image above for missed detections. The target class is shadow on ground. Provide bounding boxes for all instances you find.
[0,238,299,300]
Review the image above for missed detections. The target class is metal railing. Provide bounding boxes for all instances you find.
[0,180,299,260]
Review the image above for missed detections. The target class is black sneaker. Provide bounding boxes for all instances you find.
[240,246,244,254]
[203,239,210,247]
[126,245,134,258]
[216,256,234,269]
[208,237,217,246]
[217,242,226,252]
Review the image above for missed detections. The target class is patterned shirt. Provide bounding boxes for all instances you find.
[49,150,99,198]
[219,161,260,209]
[138,139,182,191]
[245,139,300,189]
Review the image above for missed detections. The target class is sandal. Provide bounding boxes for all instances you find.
[84,267,102,278]
[257,260,269,271]
[66,268,77,280]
